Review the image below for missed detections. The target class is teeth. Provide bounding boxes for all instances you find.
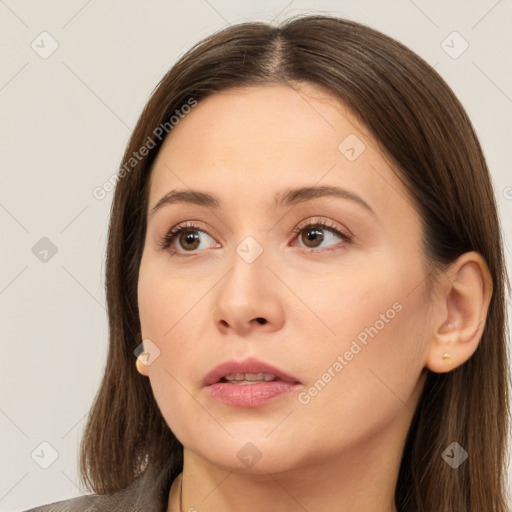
[224,373,276,382]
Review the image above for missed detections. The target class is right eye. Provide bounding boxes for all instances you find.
[158,221,219,255]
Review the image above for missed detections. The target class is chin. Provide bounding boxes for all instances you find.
[182,430,312,475]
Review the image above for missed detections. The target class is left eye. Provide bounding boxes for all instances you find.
[292,222,351,251]
[159,219,351,255]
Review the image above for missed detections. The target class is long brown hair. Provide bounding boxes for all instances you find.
[79,15,510,511]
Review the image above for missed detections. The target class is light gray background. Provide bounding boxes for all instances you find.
[1,1,511,510]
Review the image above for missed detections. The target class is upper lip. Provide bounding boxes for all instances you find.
[203,357,301,386]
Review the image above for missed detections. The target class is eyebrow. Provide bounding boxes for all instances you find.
[149,185,376,217]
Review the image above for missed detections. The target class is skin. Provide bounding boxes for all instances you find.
[136,83,493,512]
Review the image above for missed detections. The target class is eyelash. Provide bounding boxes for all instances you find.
[158,217,352,256]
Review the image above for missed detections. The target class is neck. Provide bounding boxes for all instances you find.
[169,419,406,512]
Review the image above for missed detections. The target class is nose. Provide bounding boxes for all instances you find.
[212,245,285,336]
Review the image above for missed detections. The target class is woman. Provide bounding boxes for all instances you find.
[24,14,510,512]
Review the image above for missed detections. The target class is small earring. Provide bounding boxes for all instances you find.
[442,353,451,360]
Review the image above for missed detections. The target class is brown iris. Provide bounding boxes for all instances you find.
[179,230,201,250]
[301,226,325,248]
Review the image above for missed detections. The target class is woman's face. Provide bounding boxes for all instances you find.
[137,83,432,474]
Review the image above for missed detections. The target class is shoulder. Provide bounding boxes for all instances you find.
[19,462,177,512]
[20,486,153,512]
[20,494,103,512]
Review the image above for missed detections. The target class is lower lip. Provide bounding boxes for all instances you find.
[207,380,299,407]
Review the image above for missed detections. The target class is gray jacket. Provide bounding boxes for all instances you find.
[21,463,175,512]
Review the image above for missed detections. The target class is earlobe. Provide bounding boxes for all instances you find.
[136,354,150,377]
[425,252,493,374]
[135,331,150,377]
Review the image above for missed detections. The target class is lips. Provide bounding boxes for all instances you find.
[203,357,302,408]
[203,357,301,386]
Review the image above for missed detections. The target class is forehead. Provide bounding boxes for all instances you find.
[147,83,417,226]
[155,83,366,166]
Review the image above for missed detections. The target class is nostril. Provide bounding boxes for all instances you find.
[256,318,267,324]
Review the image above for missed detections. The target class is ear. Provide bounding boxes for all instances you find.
[425,251,493,373]
[135,337,150,377]
[136,353,150,377]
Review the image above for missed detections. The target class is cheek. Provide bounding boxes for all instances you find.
[292,257,429,449]
[137,260,212,434]
[137,258,200,341]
